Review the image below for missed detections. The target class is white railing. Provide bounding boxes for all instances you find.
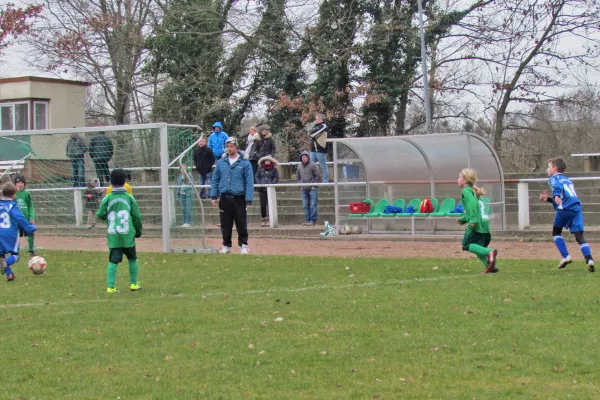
[517,176,600,230]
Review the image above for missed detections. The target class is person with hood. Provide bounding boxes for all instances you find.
[255,155,280,226]
[253,127,276,159]
[88,131,114,185]
[296,151,321,226]
[207,121,229,160]
[244,126,260,177]
[66,131,87,187]
[309,114,329,183]
[210,137,254,255]
[193,137,215,199]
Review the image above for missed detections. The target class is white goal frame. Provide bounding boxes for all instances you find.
[0,122,199,253]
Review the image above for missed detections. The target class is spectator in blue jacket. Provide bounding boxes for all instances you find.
[210,137,254,255]
[207,121,229,159]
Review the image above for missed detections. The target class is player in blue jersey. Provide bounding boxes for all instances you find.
[0,182,37,281]
[540,158,594,272]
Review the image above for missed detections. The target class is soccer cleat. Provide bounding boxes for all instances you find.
[219,246,231,255]
[6,271,15,281]
[240,244,249,255]
[587,259,595,273]
[130,283,142,291]
[484,249,499,274]
[29,251,37,257]
[106,287,120,294]
[558,255,573,269]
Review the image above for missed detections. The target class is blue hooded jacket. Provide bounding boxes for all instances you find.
[210,154,254,204]
[207,122,229,158]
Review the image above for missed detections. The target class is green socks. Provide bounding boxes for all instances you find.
[107,260,139,288]
[468,244,491,266]
[107,263,118,288]
[128,259,139,285]
[28,236,34,252]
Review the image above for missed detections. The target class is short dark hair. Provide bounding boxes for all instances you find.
[2,182,17,198]
[549,158,566,173]
[110,168,126,187]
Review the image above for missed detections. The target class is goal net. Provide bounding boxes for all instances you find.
[0,123,212,253]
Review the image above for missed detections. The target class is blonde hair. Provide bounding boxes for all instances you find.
[249,126,257,134]
[460,168,486,197]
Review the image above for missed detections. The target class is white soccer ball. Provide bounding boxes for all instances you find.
[28,256,47,275]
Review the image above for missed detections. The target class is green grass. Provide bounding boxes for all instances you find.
[1,251,600,399]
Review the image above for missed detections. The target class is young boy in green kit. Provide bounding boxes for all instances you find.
[13,175,36,256]
[96,169,143,293]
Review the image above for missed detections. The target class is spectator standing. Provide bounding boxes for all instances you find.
[309,114,329,183]
[89,131,114,185]
[193,138,215,199]
[296,151,321,226]
[207,122,229,159]
[255,156,280,226]
[244,126,260,178]
[210,137,254,255]
[84,178,102,229]
[253,127,276,159]
[66,132,87,187]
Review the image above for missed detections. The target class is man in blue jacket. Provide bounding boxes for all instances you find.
[207,121,229,160]
[210,137,254,255]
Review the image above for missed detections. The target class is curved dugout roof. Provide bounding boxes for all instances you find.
[329,132,503,191]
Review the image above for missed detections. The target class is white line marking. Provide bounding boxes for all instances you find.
[0,273,483,309]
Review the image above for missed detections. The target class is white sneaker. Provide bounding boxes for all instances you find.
[558,255,573,269]
[240,244,249,255]
[181,223,190,228]
[587,259,595,273]
[219,246,231,254]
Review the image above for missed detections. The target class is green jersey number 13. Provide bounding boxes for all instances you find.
[107,210,130,234]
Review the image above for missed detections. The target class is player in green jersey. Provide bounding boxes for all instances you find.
[97,169,143,293]
[457,168,499,274]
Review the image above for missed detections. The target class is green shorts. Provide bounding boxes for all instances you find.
[462,228,491,251]
[109,247,137,264]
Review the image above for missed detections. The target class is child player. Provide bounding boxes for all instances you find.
[0,183,37,281]
[457,168,499,274]
[96,169,143,293]
[540,158,594,272]
[13,175,36,256]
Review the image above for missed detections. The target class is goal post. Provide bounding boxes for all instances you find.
[0,123,211,253]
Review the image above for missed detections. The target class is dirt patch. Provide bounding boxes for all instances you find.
[33,234,586,262]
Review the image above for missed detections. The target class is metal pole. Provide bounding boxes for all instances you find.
[333,142,340,234]
[417,0,433,134]
[159,124,171,253]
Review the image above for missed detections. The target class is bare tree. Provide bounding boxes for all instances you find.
[457,0,600,158]
[28,0,157,124]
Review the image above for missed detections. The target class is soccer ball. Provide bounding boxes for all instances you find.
[28,256,47,275]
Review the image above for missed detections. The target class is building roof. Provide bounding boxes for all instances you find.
[0,76,91,87]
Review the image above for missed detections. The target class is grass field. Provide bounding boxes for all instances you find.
[1,251,599,399]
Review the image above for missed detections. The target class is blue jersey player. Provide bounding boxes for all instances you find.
[0,182,36,281]
[540,158,594,272]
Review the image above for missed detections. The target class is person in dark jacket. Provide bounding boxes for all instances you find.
[244,126,260,178]
[309,114,329,183]
[193,137,216,199]
[255,156,280,226]
[66,132,87,187]
[88,131,114,185]
[84,178,103,229]
[296,150,321,226]
[253,127,276,159]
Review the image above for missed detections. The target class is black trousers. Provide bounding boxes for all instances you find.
[219,196,248,247]
[259,191,268,218]
[94,158,111,184]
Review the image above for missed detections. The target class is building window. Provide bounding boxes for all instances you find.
[34,102,48,130]
[15,103,29,130]
[0,105,12,130]
[0,101,48,131]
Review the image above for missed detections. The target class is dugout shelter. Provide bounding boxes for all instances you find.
[329,133,505,234]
